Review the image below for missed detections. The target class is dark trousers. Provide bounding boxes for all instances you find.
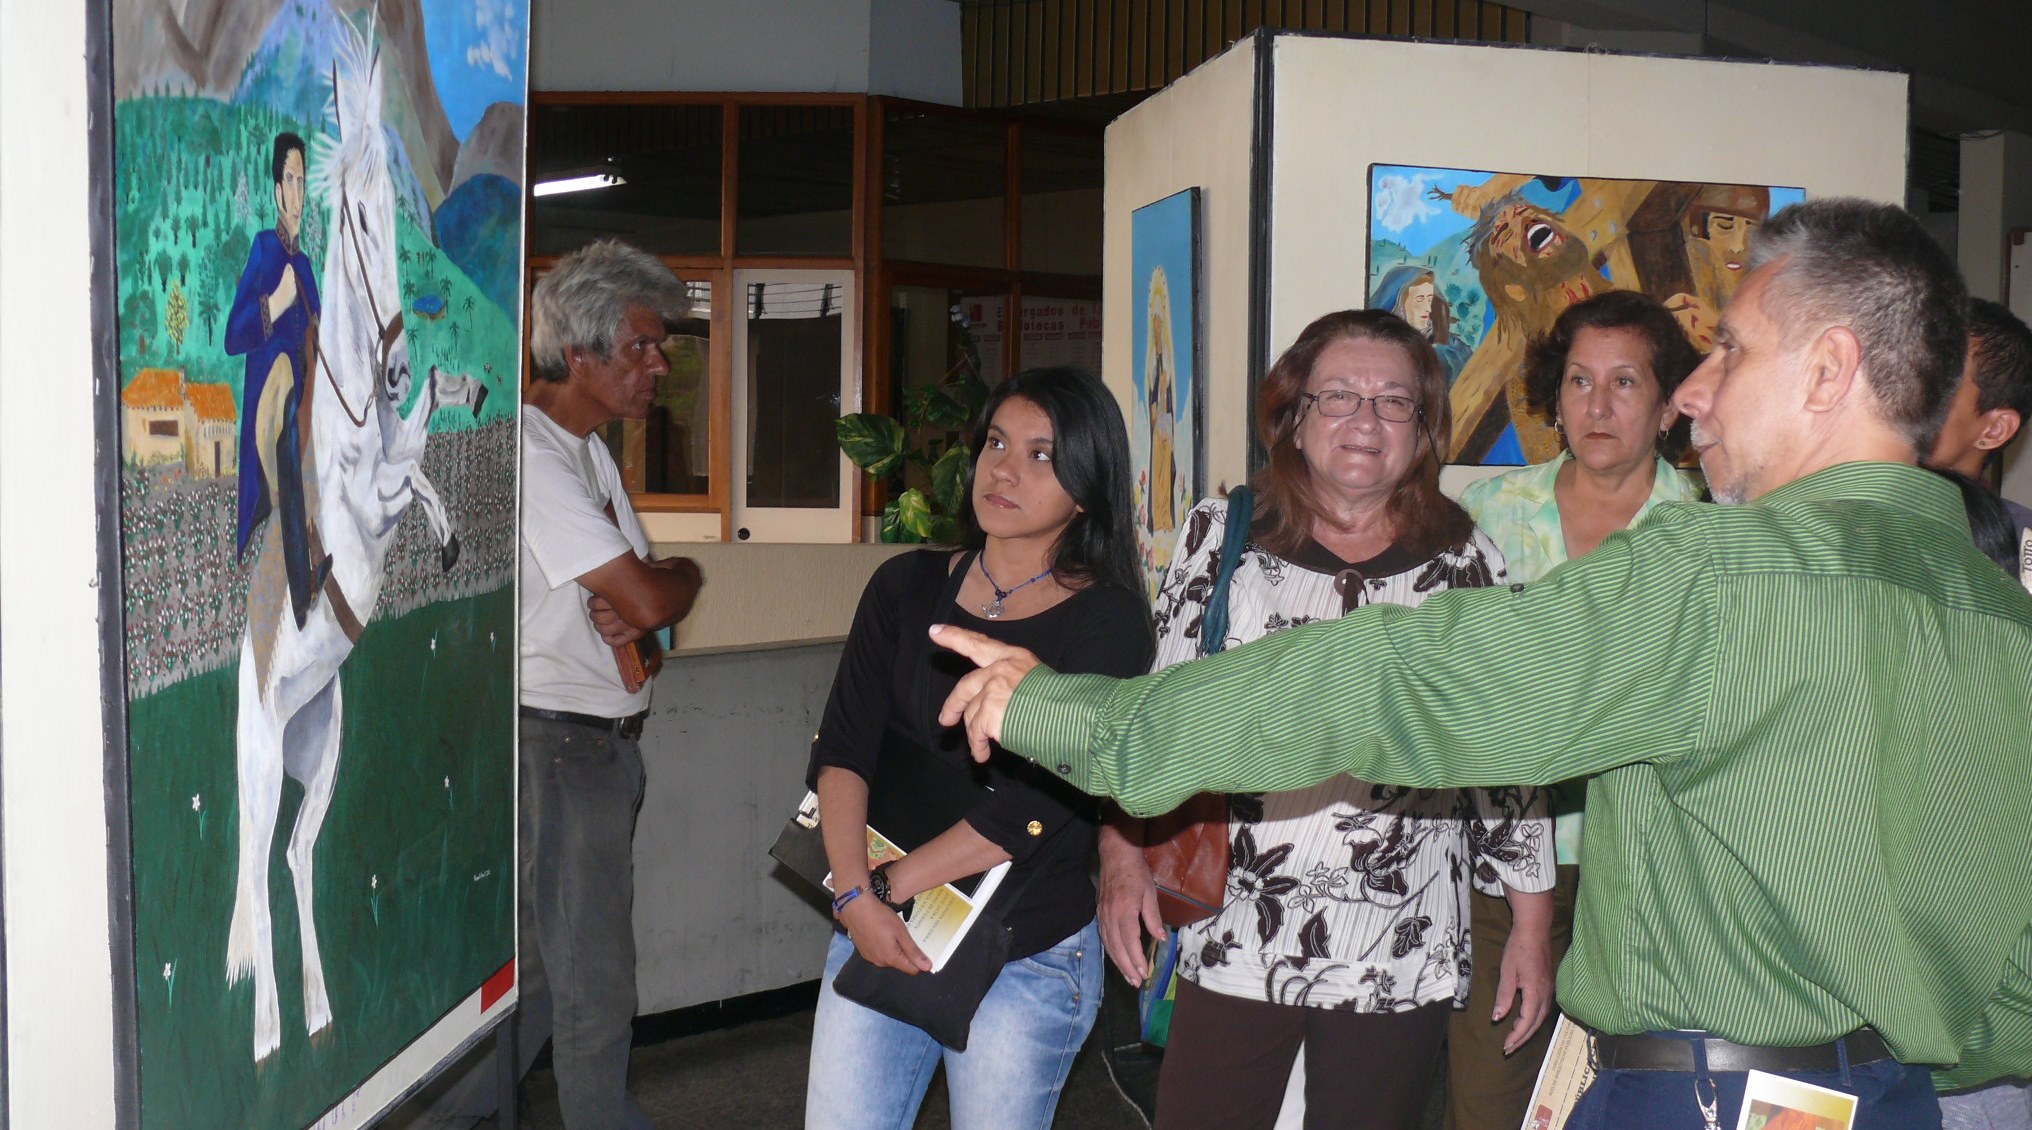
[1155,975,1451,1130]
[518,716,653,1130]
[1569,1046,1941,1129]
[1445,863,1579,1130]
[277,401,317,617]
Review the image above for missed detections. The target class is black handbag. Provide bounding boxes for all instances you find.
[830,894,1022,1051]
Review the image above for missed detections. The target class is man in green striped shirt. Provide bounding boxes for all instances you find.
[935,200,2032,1128]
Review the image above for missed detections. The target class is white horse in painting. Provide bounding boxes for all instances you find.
[225,21,485,1063]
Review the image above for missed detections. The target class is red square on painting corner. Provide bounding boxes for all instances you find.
[481,960,516,1011]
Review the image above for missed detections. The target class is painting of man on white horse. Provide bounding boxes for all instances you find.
[223,20,484,1064]
[116,0,524,1122]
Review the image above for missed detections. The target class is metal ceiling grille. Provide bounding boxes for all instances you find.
[961,0,1532,109]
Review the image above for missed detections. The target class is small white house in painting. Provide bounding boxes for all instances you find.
[121,368,241,475]
[121,367,187,466]
[181,381,238,478]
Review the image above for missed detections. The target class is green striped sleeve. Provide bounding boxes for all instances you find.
[1003,507,1722,816]
[998,668,1113,787]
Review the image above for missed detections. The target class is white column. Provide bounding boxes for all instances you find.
[1958,129,2032,303]
[0,0,120,1126]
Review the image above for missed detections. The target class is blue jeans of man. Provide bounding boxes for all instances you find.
[805,919,1104,1130]
[1567,1034,1941,1130]
[518,715,653,1130]
[1942,1080,2032,1130]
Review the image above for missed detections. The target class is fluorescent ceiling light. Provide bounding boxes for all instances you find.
[534,173,625,197]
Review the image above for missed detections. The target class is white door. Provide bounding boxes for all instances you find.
[730,269,858,543]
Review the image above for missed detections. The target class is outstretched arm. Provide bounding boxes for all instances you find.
[936,512,1720,816]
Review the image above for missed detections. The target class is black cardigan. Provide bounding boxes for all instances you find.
[807,549,1154,958]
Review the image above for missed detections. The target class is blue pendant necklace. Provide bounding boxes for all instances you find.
[977,554,1053,619]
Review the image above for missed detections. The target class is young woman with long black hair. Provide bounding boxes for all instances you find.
[804,367,1154,1129]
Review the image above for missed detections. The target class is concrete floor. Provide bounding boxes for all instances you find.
[384,973,1457,1128]
[384,977,1155,1129]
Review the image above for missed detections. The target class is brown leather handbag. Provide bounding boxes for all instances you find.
[1139,486,1254,928]
[1144,793,1230,927]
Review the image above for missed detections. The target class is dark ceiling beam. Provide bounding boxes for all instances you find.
[1510,0,2032,135]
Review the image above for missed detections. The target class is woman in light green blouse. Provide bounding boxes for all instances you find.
[1446,289,1706,1130]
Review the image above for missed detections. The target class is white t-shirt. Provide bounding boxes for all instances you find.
[519,405,653,717]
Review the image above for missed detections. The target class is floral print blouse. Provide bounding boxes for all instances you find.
[1155,496,1555,1012]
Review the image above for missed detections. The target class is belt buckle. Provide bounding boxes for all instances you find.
[616,713,645,741]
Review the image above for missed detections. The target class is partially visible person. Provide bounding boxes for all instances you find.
[1930,297,2032,548]
[1097,309,1554,1130]
[1937,464,2032,1130]
[935,199,2032,1129]
[1939,468,2020,572]
[1447,289,1704,1130]
[518,239,704,1128]
[804,366,1153,1130]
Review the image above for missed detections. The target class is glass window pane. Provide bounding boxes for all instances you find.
[882,111,1006,268]
[597,280,714,497]
[746,280,844,508]
[737,106,855,257]
[888,286,983,500]
[530,103,722,258]
[1020,129,1103,276]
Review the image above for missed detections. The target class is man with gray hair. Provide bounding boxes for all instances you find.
[515,238,702,1127]
[934,199,2032,1127]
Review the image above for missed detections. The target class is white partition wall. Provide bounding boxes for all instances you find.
[1103,36,1262,499]
[1103,33,1911,495]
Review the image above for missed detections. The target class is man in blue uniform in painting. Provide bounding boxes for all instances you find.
[226,131,330,628]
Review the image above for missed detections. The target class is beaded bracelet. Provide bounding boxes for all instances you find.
[830,885,863,916]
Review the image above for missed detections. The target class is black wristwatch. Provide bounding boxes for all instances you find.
[868,861,915,919]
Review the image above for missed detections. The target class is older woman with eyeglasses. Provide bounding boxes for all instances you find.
[1097,309,1555,1130]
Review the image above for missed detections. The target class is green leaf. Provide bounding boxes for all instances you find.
[955,322,983,381]
[902,387,937,428]
[957,371,991,423]
[893,488,938,540]
[878,498,924,544]
[921,388,971,429]
[836,413,906,478]
[930,442,971,518]
[926,514,960,545]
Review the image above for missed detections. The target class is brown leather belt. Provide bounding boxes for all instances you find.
[1589,1027,1895,1073]
[520,705,649,741]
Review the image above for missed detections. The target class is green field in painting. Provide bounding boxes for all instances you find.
[128,588,514,1129]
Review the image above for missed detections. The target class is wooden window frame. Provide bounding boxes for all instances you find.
[524,91,1102,539]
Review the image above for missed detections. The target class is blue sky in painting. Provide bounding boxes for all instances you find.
[1370,164,1806,259]
[423,0,527,140]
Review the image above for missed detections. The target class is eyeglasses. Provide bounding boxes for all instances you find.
[1301,390,1420,423]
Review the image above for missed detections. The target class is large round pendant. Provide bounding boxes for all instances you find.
[982,598,1005,619]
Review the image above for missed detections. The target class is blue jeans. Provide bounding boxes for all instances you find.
[805,919,1104,1130]
[1568,1035,1941,1130]
[518,716,653,1130]
[1942,1081,2032,1130]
